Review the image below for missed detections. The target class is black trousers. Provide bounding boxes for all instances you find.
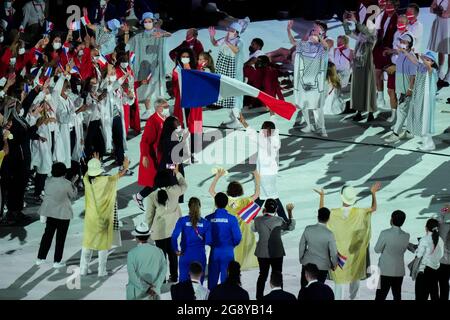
[2,158,26,213]
[34,173,47,197]
[256,257,283,300]
[155,237,178,280]
[84,120,105,160]
[375,276,403,301]
[416,266,440,300]
[300,266,329,288]
[139,186,154,199]
[66,128,80,181]
[438,264,450,301]
[37,217,70,263]
[255,198,288,221]
[112,116,125,164]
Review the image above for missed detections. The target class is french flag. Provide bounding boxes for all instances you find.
[70,66,80,75]
[238,201,261,224]
[130,51,135,65]
[179,69,297,120]
[44,67,53,78]
[337,252,347,269]
[81,15,91,26]
[45,21,54,34]
[97,55,108,69]
[71,20,81,31]
[35,49,43,61]
[30,66,40,76]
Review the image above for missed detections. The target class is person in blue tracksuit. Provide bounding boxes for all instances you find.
[171,197,212,283]
[205,192,242,290]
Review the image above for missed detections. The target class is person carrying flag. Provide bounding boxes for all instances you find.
[209,169,260,271]
[205,192,242,290]
[251,199,295,300]
[314,182,381,300]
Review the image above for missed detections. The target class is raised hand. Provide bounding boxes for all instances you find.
[208,26,216,37]
[313,188,325,197]
[370,182,382,194]
[287,20,294,30]
[286,203,295,212]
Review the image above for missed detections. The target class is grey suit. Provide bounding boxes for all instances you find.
[374,226,410,277]
[39,177,77,220]
[299,223,338,271]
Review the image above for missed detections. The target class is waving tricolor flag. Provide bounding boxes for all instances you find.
[179,69,297,120]
[70,20,81,31]
[237,201,261,224]
[96,55,108,69]
[30,66,41,76]
[45,20,54,34]
[34,49,43,61]
[337,252,347,269]
[130,51,136,65]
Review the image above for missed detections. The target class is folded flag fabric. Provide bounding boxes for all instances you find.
[179,69,297,120]
[237,201,261,224]
[337,252,347,269]
[81,16,91,26]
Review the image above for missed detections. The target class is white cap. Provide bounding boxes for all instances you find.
[341,186,357,206]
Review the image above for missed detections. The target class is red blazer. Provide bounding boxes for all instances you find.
[138,113,164,187]
[262,67,284,101]
[172,67,203,134]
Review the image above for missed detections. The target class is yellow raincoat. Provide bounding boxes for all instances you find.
[82,174,119,251]
[226,196,258,270]
[327,207,372,284]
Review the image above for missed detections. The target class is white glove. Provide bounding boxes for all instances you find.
[40,216,47,224]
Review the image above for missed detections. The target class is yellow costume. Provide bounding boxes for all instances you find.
[0,150,5,168]
[226,196,258,270]
[82,174,119,251]
[327,207,372,284]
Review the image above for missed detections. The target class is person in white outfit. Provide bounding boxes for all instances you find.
[412,218,445,300]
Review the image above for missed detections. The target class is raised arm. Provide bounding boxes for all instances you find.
[287,20,297,46]
[314,188,325,209]
[369,182,381,213]
[208,168,226,197]
[208,26,218,46]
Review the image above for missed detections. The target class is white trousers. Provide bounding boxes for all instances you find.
[304,108,326,134]
[393,96,411,135]
[334,281,360,300]
[80,247,108,277]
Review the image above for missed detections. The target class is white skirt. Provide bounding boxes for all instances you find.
[260,175,278,200]
[428,17,450,54]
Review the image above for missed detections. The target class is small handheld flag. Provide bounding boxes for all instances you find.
[146,72,152,82]
[70,66,80,75]
[130,51,135,65]
[35,49,43,61]
[96,55,108,69]
[337,252,347,269]
[44,67,53,78]
[30,67,41,76]
[45,21,54,34]
[70,20,81,31]
[23,83,30,93]
[237,201,261,224]
[81,15,91,26]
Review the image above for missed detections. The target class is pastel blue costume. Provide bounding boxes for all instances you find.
[205,208,242,290]
[171,216,211,283]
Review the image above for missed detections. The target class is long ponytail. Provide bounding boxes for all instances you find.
[157,189,168,206]
[426,218,440,249]
[188,197,201,228]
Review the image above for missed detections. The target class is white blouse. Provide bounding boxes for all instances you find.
[416,233,445,272]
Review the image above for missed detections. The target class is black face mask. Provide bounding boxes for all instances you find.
[249,46,256,54]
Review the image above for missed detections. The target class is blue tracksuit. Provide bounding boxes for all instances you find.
[171,216,211,283]
[205,208,242,290]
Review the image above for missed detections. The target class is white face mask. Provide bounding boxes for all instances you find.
[10,57,16,65]
[181,57,190,65]
[18,48,25,55]
[78,49,84,56]
[109,75,117,82]
[53,42,61,50]
[308,35,319,43]
[161,108,170,117]
[77,85,82,92]
[144,22,153,30]
[0,36,4,43]
[399,43,408,50]
[120,62,129,69]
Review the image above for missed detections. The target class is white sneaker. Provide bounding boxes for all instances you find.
[399,131,413,140]
[384,133,400,143]
[419,144,435,151]
[387,111,396,123]
[321,132,328,137]
[80,268,92,276]
[301,126,313,133]
[439,65,446,80]
[98,271,108,277]
[53,262,66,269]
[36,259,46,266]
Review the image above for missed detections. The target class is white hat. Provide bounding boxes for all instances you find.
[132,222,151,237]
[229,22,242,34]
[341,186,357,206]
[87,158,104,177]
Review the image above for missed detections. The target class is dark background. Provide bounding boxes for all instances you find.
[6,0,433,31]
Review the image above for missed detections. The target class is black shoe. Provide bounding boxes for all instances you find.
[16,212,31,221]
[352,112,364,122]
[367,113,375,122]
[168,276,178,283]
[437,79,449,90]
